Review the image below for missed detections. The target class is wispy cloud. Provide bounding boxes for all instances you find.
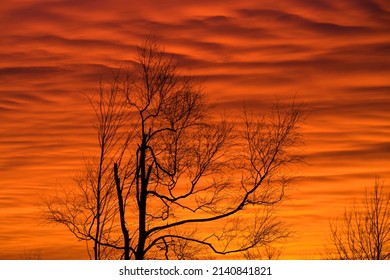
[0,0,389,259]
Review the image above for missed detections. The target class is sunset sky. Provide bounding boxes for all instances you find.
[0,0,389,259]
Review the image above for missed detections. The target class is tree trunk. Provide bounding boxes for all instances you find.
[135,134,148,260]
[114,163,130,260]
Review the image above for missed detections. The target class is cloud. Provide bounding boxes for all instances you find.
[307,142,390,163]
[238,8,372,36]
[0,0,389,260]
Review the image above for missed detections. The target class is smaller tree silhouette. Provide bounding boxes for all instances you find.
[242,243,284,260]
[326,177,390,260]
[23,248,43,260]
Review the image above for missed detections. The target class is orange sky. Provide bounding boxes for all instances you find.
[0,0,389,259]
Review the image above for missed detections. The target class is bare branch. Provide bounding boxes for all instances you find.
[326,177,390,260]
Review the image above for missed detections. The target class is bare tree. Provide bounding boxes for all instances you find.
[45,39,305,260]
[23,248,43,260]
[243,243,284,260]
[326,177,390,260]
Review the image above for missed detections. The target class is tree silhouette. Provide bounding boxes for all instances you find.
[326,177,390,260]
[242,243,284,260]
[45,40,305,260]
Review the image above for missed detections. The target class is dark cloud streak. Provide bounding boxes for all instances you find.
[0,0,389,260]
